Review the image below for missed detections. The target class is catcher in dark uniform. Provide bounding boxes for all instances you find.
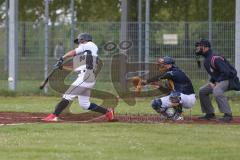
[133,56,196,121]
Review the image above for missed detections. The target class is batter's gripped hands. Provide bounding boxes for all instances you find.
[209,82,216,88]
[54,57,64,69]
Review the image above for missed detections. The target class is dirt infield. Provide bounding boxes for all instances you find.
[0,112,240,125]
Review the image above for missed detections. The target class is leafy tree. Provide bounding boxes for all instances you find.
[75,0,120,22]
[0,0,236,24]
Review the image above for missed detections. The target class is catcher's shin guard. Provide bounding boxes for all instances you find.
[174,105,183,114]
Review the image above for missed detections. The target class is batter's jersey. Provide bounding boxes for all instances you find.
[73,41,98,72]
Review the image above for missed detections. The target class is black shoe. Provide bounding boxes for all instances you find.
[198,113,216,120]
[219,113,232,122]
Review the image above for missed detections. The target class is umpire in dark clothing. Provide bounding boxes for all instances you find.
[195,39,240,122]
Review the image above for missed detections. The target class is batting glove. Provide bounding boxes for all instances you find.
[54,57,64,69]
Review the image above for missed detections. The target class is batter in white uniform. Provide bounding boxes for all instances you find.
[42,33,114,122]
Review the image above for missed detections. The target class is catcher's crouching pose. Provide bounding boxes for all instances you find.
[146,56,196,121]
[42,33,114,122]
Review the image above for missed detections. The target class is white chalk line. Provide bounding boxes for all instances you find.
[58,115,106,123]
[0,122,40,127]
[0,113,110,125]
[0,116,42,119]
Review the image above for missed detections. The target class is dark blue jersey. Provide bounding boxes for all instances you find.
[147,66,195,95]
[203,50,237,83]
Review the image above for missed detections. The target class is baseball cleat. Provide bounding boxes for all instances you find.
[173,115,184,121]
[198,113,216,120]
[171,112,184,121]
[219,113,232,122]
[105,108,114,122]
[41,113,59,122]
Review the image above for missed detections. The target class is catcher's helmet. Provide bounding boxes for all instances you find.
[162,56,175,65]
[74,33,92,44]
[157,56,175,65]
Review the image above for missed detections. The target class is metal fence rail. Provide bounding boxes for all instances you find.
[0,21,236,92]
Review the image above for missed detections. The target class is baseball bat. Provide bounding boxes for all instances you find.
[39,58,73,90]
[39,68,58,90]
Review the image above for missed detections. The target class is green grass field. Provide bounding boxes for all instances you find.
[1,96,240,160]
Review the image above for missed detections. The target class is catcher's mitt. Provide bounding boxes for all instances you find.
[132,76,143,93]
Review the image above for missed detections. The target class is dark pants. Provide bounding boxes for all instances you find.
[199,80,232,114]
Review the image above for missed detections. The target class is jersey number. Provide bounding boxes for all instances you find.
[82,50,93,70]
[79,55,85,62]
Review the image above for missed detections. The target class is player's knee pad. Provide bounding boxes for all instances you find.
[151,99,162,113]
[151,98,162,108]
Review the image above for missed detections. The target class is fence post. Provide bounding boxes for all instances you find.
[8,0,18,91]
[4,0,9,72]
[70,0,75,49]
[236,0,240,77]
[138,0,142,65]
[120,0,128,91]
[145,0,150,79]
[44,0,49,93]
[208,0,212,42]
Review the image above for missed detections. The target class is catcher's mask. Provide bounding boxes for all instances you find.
[156,56,175,74]
[194,39,211,56]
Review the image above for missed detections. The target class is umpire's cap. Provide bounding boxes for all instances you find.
[195,39,211,48]
[74,33,92,44]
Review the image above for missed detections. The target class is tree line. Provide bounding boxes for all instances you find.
[0,0,236,25]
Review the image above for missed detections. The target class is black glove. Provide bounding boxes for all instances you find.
[53,57,64,69]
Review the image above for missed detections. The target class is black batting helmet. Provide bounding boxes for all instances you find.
[74,33,92,44]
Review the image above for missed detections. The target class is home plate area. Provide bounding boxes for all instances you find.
[0,112,240,125]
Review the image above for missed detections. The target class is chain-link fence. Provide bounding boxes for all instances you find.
[0,21,236,93]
